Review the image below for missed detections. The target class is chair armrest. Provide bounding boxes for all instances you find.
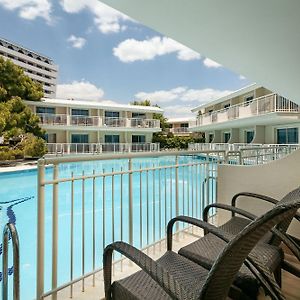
[231,192,278,217]
[103,241,188,300]
[167,215,233,251]
[202,203,256,235]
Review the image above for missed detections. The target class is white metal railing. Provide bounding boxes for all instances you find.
[37,114,160,129]
[169,127,191,134]
[36,150,222,299]
[46,143,160,155]
[189,143,300,165]
[191,93,299,127]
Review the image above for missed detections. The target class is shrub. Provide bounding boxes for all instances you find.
[0,148,23,161]
[20,134,47,158]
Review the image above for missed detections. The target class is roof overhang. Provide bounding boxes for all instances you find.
[100,0,300,105]
[25,98,164,114]
[191,83,260,112]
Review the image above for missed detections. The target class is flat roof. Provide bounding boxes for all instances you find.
[191,83,261,112]
[25,98,164,113]
[0,37,53,62]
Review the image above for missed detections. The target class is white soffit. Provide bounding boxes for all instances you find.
[100,0,300,105]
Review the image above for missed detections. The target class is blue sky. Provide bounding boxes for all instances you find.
[0,0,251,117]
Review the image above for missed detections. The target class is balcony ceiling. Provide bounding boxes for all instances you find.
[100,0,300,105]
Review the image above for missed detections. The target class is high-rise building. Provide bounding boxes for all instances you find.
[0,37,58,98]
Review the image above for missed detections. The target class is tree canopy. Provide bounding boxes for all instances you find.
[0,56,44,102]
[0,57,46,160]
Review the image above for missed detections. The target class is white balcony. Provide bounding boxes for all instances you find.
[190,94,300,130]
[169,127,191,134]
[46,142,160,155]
[37,114,160,130]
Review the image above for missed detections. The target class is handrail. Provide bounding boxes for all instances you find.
[2,223,20,300]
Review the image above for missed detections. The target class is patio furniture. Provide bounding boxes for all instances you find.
[169,188,300,299]
[103,197,300,300]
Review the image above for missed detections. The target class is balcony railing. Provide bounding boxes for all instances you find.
[169,127,191,133]
[37,114,160,129]
[191,93,300,127]
[46,142,160,155]
[188,143,300,165]
[36,150,220,299]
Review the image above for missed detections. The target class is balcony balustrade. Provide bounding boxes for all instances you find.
[191,94,299,127]
[37,114,160,129]
[169,127,191,133]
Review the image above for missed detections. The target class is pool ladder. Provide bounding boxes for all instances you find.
[2,223,20,300]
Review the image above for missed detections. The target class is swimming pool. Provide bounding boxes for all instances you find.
[0,155,217,299]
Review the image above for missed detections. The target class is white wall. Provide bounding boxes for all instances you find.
[217,149,300,238]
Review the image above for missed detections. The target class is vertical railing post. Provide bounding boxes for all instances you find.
[37,160,45,300]
[175,155,179,231]
[52,164,59,300]
[128,159,133,245]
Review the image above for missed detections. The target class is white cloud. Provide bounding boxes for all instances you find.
[67,35,86,49]
[203,58,222,68]
[0,0,52,22]
[56,81,104,100]
[60,0,131,34]
[135,87,232,105]
[163,105,195,118]
[239,75,246,80]
[113,36,201,62]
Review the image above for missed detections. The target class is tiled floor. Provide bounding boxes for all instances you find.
[51,228,299,300]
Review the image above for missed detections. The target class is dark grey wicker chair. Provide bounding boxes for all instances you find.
[168,187,300,299]
[103,197,300,300]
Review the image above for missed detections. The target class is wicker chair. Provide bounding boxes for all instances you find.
[170,187,300,299]
[103,196,300,300]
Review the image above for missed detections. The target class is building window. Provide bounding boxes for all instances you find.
[208,134,214,143]
[224,132,231,143]
[223,103,231,110]
[245,130,255,143]
[180,123,189,128]
[36,107,55,114]
[71,109,89,116]
[244,94,254,106]
[132,135,146,143]
[132,112,146,119]
[44,133,56,143]
[71,134,89,144]
[277,128,298,144]
[105,135,120,143]
[105,111,120,118]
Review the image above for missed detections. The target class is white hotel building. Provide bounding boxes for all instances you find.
[190,83,300,145]
[0,37,58,98]
[26,98,162,154]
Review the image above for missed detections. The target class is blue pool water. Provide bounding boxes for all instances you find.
[0,155,216,299]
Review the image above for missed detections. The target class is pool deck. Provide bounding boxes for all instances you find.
[49,227,300,300]
[0,161,37,173]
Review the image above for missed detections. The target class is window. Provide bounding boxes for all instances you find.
[208,133,214,143]
[277,128,298,144]
[105,135,120,143]
[180,123,189,128]
[223,103,231,109]
[244,94,254,105]
[44,133,56,143]
[245,130,254,143]
[132,112,146,119]
[36,107,55,114]
[224,132,231,143]
[132,135,146,143]
[105,111,119,118]
[71,134,89,144]
[72,109,89,116]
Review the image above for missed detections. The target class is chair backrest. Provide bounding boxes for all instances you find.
[271,186,300,246]
[200,188,300,300]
